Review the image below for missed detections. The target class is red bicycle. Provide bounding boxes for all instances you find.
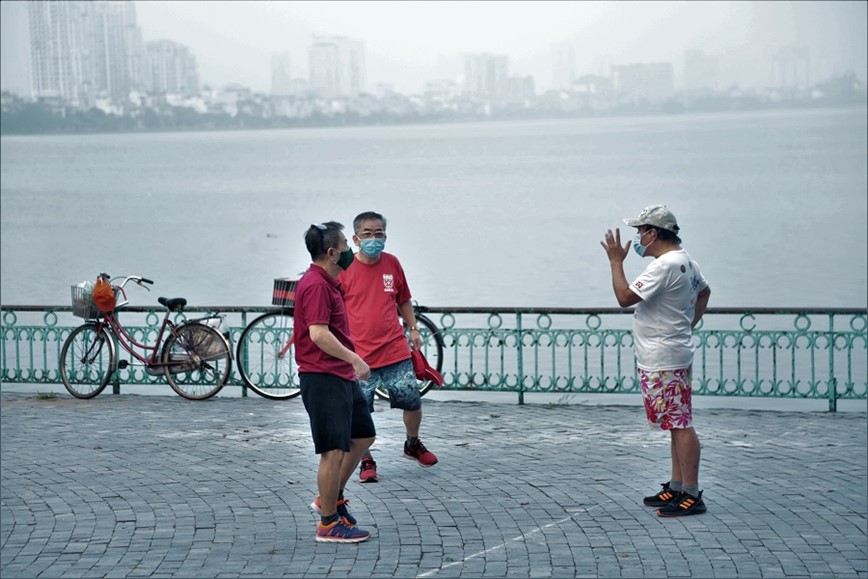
[59,273,232,400]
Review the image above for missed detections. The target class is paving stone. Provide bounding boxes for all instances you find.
[1,391,865,578]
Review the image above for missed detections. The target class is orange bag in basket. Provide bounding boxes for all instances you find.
[92,276,116,313]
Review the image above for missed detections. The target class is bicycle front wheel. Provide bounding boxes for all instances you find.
[60,323,115,399]
[162,323,232,400]
[236,311,300,400]
[375,312,444,400]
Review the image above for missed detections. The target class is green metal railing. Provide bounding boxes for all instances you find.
[2,305,866,411]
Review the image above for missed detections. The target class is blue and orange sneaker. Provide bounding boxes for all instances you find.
[310,496,357,526]
[315,517,370,543]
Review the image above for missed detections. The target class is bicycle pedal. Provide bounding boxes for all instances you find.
[117,360,129,370]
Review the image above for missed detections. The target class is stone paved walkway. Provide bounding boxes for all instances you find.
[1,390,866,578]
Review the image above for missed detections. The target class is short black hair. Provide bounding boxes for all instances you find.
[305,221,344,260]
[353,211,387,233]
[644,225,682,245]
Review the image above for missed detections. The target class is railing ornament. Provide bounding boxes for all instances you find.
[486,313,503,330]
[794,314,812,331]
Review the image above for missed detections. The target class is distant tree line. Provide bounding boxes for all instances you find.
[2,73,865,136]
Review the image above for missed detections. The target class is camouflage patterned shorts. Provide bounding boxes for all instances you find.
[358,358,422,412]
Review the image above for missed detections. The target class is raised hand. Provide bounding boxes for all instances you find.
[600,227,631,264]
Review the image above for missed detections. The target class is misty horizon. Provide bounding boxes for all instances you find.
[2,0,867,97]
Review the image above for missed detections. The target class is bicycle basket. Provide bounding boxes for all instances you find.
[71,283,119,319]
[71,284,99,319]
[272,278,299,307]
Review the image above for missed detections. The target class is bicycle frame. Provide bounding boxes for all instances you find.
[98,310,179,369]
[94,280,202,373]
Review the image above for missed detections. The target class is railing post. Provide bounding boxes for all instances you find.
[516,312,524,405]
[111,333,121,394]
[828,313,837,412]
[239,310,247,397]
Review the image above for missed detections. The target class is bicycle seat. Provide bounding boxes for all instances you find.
[158,297,187,312]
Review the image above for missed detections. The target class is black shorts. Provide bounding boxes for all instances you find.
[299,373,376,454]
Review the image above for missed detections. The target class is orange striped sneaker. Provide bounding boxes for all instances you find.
[643,482,678,507]
[656,491,707,517]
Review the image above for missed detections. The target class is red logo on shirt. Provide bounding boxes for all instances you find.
[635,281,644,289]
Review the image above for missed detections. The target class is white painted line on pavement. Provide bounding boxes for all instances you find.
[418,502,611,578]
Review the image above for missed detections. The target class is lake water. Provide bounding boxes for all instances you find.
[1,107,866,309]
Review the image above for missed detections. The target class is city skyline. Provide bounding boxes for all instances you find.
[2,0,866,98]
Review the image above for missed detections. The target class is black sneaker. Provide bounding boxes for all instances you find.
[643,482,678,507]
[656,491,707,517]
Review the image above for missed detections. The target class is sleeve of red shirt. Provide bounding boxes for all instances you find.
[302,282,333,326]
[393,256,412,304]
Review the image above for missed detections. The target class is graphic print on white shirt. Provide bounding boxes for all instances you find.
[629,250,708,371]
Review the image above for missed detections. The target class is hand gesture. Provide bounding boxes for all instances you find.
[600,227,631,265]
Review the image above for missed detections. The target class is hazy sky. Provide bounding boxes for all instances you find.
[2,1,866,95]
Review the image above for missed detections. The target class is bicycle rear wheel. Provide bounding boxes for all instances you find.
[162,323,232,400]
[375,312,444,400]
[236,311,300,400]
[59,323,115,399]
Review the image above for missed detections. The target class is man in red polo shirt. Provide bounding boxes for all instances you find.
[339,211,438,484]
[294,221,376,543]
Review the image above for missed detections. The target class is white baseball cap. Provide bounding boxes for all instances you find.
[623,204,680,233]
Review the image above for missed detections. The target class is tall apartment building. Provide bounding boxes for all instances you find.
[93,1,142,102]
[29,1,91,103]
[28,0,143,105]
[773,45,810,91]
[270,52,293,96]
[308,36,365,98]
[463,53,509,101]
[613,62,674,104]
[144,40,199,95]
[505,75,535,104]
[684,50,719,94]
[551,43,576,91]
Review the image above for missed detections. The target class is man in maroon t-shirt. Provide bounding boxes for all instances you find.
[294,221,376,543]
[339,211,438,484]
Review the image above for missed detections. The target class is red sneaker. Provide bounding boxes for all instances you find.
[404,439,438,467]
[359,457,378,483]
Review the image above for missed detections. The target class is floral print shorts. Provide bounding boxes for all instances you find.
[638,367,693,430]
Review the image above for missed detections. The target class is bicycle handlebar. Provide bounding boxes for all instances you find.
[105,274,155,291]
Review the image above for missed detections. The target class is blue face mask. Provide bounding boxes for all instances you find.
[632,233,649,257]
[359,237,386,257]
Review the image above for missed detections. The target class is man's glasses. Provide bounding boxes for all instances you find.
[357,229,386,239]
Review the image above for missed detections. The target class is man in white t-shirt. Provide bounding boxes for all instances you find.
[601,204,711,517]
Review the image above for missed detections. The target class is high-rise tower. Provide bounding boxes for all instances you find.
[28,0,143,105]
[308,36,365,98]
